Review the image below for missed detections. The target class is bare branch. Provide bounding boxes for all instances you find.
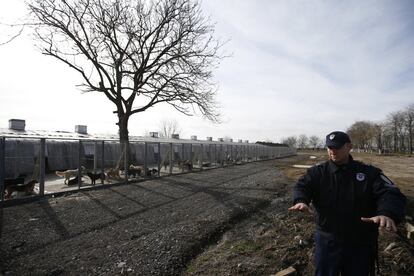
[0,25,25,46]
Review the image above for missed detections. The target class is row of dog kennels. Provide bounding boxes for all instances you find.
[0,136,296,203]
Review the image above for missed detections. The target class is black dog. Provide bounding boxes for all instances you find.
[127,168,142,178]
[146,168,158,177]
[67,176,81,186]
[87,172,105,185]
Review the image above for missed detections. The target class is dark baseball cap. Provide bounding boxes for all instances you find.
[325,131,351,149]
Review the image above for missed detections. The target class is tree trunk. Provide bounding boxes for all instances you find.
[118,114,129,143]
[393,133,398,153]
[118,114,130,168]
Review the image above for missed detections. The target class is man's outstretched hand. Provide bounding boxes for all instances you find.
[288,203,314,214]
[361,215,397,232]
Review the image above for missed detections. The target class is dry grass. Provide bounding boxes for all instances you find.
[280,150,414,199]
[351,152,414,198]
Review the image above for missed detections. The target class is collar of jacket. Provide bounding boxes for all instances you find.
[328,154,354,173]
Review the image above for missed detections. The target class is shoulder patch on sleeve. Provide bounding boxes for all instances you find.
[380,174,395,187]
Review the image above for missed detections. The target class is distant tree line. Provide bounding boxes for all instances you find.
[280,103,414,154]
[280,134,324,150]
[347,103,414,154]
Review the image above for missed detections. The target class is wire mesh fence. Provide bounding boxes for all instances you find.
[0,136,295,202]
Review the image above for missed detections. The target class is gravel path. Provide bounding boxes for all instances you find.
[0,157,297,275]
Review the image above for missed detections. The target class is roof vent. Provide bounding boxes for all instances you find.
[218,138,224,142]
[171,133,180,139]
[9,119,25,131]
[191,135,197,140]
[150,132,159,138]
[244,140,249,143]
[238,139,243,143]
[206,137,213,141]
[75,125,87,134]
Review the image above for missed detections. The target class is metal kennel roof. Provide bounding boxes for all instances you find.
[0,128,252,146]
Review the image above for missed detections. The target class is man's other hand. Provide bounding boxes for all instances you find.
[288,203,314,214]
[361,215,397,232]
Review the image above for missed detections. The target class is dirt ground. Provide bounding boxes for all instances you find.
[1,152,413,275]
[184,151,414,275]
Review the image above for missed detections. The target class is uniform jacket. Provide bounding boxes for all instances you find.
[293,155,406,244]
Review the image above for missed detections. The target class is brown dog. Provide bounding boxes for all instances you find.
[55,166,85,184]
[106,167,121,181]
[4,179,38,199]
[178,160,193,172]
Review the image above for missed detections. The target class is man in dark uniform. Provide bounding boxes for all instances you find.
[289,131,406,276]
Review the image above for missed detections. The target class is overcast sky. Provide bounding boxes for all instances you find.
[1,0,413,143]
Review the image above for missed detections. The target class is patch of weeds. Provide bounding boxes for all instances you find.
[261,250,275,260]
[230,240,262,254]
[185,253,214,273]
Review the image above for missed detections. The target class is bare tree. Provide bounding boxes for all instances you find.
[308,135,321,150]
[386,112,405,153]
[347,121,376,151]
[345,103,414,155]
[381,124,394,153]
[405,104,414,154]
[158,119,181,138]
[297,134,308,150]
[27,0,224,144]
[281,136,297,149]
[372,123,384,153]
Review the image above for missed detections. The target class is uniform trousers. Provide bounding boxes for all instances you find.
[314,231,375,276]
